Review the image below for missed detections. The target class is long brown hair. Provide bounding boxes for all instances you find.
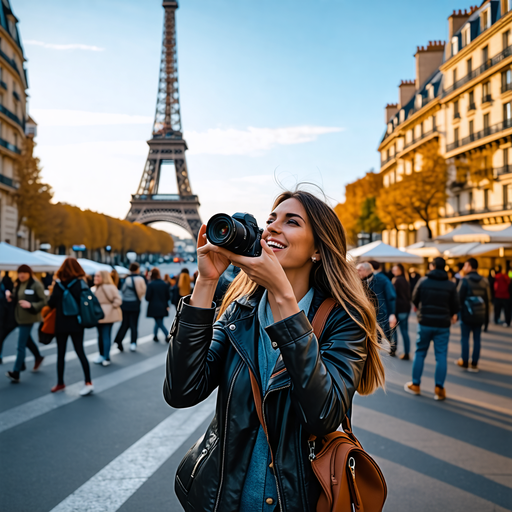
[56,257,86,282]
[218,190,386,395]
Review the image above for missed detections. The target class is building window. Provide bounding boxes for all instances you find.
[462,26,471,47]
[432,115,437,131]
[484,189,490,209]
[503,69,512,93]
[454,100,460,119]
[453,69,457,86]
[469,191,474,212]
[0,93,4,106]
[469,120,474,140]
[483,81,492,103]
[504,147,509,174]
[504,0,512,14]
[504,30,511,50]
[469,90,475,110]
[504,102,512,128]
[467,58,472,76]
[454,127,460,147]
[483,113,490,134]
[420,121,424,137]
[451,36,459,56]
[504,184,510,209]
[456,194,460,213]
[481,10,490,33]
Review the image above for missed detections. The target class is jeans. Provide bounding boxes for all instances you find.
[412,324,450,388]
[153,317,167,338]
[460,321,482,366]
[395,312,411,354]
[99,323,113,360]
[114,309,140,346]
[494,298,511,326]
[13,324,41,373]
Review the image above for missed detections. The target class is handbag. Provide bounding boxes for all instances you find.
[38,306,56,345]
[249,298,387,512]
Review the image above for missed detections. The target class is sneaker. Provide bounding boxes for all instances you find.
[404,382,420,395]
[468,364,479,373]
[32,356,45,372]
[80,383,94,396]
[51,383,66,393]
[455,358,468,369]
[130,343,136,352]
[6,371,20,383]
[93,355,105,364]
[102,359,111,367]
[399,354,410,361]
[153,336,159,342]
[434,386,446,401]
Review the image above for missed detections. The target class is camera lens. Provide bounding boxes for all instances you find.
[215,222,230,240]
[207,213,251,253]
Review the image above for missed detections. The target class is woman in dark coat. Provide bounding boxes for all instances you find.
[146,267,171,342]
[392,263,412,360]
[48,258,93,396]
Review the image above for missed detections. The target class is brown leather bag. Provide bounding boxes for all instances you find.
[250,298,387,512]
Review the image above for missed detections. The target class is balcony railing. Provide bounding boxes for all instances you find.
[0,173,17,188]
[380,154,395,167]
[0,137,20,154]
[502,82,512,94]
[446,118,512,152]
[482,94,492,103]
[495,165,512,177]
[443,44,512,96]
[0,48,19,76]
[468,102,476,111]
[0,103,24,128]
[446,202,512,218]
[454,112,461,119]
[403,128,436,149]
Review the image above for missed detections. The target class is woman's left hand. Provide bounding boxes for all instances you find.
[18,300,31,309]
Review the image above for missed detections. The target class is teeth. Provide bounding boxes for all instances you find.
[267,241,285,249]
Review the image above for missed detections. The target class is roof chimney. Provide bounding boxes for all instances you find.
[448,9,472,57]
[385,103,399,124]
[415,41,445,89]
[398,80,416,108]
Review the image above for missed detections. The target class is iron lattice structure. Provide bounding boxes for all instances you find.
[127,0,201,240]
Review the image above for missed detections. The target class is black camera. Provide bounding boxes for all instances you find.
[206,212,263,257]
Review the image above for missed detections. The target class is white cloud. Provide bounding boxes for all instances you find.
[185,125,344,156]
[31,109,152,127]
[25,40,104,51]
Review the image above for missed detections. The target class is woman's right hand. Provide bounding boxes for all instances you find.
[196,224,230,283]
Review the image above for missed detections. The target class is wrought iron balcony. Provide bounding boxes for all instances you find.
[495,165,512,177]
[0,172,17,188]
[443,44,512,96]
[403,128,436,150]
[502,82,512,93]
[446,118,512,152]
[468,102,476,111]
[454,112,461,119]
[0,103,24,128]
[0,137,20,154]
[445,202,512,218]
[482,94,492,104]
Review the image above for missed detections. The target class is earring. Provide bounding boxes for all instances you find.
[311,257,317,263]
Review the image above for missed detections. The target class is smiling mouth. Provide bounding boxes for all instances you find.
[267,240,286,250]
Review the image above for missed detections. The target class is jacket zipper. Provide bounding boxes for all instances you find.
[213,362,243,512]
[191,437,217,480]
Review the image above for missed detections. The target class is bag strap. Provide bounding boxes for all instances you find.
[249,298,338,437]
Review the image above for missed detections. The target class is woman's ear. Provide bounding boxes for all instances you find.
[311,250,321,263]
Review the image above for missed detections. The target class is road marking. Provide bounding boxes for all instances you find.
[49,396,215,512]
[0,350,167,434]
[353,405,512,489]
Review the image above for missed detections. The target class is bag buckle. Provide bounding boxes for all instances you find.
[308,440,316,461]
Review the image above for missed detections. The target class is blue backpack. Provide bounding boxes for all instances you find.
[57,279,104,327]
[57,279,80,316]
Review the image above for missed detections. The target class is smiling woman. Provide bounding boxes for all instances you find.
[163,189,386,512]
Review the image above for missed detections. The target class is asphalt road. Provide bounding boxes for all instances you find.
[0,301,511,512]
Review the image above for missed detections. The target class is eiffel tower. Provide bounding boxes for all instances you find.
[126,0,202,240]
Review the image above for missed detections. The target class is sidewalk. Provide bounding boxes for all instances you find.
[353,313,512,512]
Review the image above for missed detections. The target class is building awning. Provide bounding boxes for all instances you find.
[348,241,423,264]
[443,243,509,258]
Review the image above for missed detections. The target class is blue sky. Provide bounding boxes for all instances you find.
[16,0,456,236]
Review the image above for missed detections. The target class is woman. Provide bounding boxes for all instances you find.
[146,268,171,342]
[48,258,94,396]
[164,190,386,512]
[177,268,191,299]
[111,268,120,289]
[92,270,122,366]
[392,263,412,360]
[5,265,46,383]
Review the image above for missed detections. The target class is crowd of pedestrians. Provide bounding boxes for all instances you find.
[357,256,497,401]
[0,257,193,396]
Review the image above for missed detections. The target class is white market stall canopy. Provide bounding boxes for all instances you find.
[443,243,509,258]
[0,243,60,272]
[437,224,512,243]
[114,265,130,277]
[348,241,423,264]
[34,251,122,276]
[404,241,459,258]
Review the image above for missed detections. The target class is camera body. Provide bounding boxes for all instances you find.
[206,212,263,257]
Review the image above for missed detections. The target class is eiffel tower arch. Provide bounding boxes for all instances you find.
[126,0,202,240]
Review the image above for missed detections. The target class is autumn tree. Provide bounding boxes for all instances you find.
[15,137,53,247]
[357,197,385,238]
[376,183,410,232]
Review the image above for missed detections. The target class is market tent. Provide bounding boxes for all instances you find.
[436,224,494,243]
[348,241,423,264]
[0,242,60,272]
[77,259,112,275]
[404,241,459,258]
[114,265,130,277]
[443,243,508,258]
[484,225,512,243]
[33,251,65,265]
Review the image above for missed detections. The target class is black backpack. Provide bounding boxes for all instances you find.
[461,278,486,326]
[78,280,105,328]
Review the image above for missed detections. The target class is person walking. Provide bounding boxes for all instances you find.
[164,190,385,511]
[145,268,171,342]
[5,265,46,383]
[368,260,397,354]
[356,262,378,311]
[456,258,490,372]
[392,263,412,360]
[408,267,421,295]
[48,258,94,396]
[113,262,146,352]
[92,270,122,366]
[177,268,191,300]
[406,257,459,401]
[493,265,511,326]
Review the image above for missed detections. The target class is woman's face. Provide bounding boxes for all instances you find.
[18,272,29,283]
[94,272,102,285]
[263,198,319,271]
[392,266,401,277]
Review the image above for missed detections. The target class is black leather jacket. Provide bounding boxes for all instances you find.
[163,288,367,512]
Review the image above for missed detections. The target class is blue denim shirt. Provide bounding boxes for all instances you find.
[240,289,314,511]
